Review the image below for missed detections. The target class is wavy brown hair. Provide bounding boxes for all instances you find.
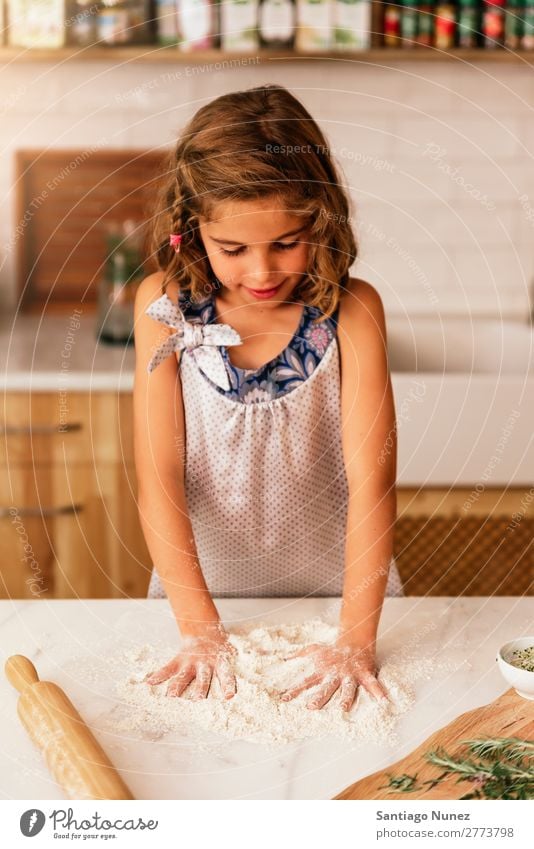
[147,84,358,323]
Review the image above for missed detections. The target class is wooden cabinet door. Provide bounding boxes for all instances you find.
[0,463,151,599]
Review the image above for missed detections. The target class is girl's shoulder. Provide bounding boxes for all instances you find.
[336,277,389,372]
[136,271,179,309]
[338,277,385,325]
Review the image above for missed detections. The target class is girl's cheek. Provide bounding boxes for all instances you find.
[206,251,237,281]
[285,245,309,275]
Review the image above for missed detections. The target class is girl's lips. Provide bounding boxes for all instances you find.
[246,284,282,299]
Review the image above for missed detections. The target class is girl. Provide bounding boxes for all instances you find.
[133,84,403,713]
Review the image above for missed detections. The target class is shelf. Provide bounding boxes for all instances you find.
[1,45,534,65]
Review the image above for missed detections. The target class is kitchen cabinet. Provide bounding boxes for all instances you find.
[2,388,531,598]
[0,391,151,599]
[396,488,533,597]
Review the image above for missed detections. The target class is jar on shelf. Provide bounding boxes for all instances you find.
[258,0,297,49]
[177,0,219,50]
[384,3,402,46]
[333,0,372,50]
[97,1,131,43]
[67,1,99,46]
[435,1,457,49]
[482,0,506,47]
[7,0,66,47]
[96,1,154,45]
[155,0,179,45]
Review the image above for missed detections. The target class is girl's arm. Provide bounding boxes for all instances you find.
[336,278,397,650]
[277,279,396,711]
[133,273,221,639]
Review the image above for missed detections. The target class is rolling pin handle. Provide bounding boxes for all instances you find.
[4,655,40,692]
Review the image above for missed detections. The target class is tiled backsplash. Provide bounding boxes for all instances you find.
[1,59,533,319]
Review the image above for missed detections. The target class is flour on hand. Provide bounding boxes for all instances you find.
[101,618,457,751]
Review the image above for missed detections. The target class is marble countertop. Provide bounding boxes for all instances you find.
[1,596,532,801]
[0,312,135,391]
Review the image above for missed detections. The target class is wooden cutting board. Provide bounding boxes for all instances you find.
[334,688,533,800]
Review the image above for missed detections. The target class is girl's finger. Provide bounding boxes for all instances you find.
[338,677,358,712]
[146,660,180,685]
[360,672,389,703]
[190,662,214,700]
[307,675,340,710]
[166,664,195,697]
[215,659,237,700]
[279,671,324,701]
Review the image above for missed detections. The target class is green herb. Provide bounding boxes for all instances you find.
[510,646,534,673]
[380,737,534,800]
[382,773,421,792]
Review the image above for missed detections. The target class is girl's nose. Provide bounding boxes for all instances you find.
[244,256,276,289]
[245,271,274,289]
[245,262,276,289]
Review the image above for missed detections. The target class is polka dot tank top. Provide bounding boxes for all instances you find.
[144,287,404,599]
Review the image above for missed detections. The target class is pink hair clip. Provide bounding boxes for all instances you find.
[169,233,182,253]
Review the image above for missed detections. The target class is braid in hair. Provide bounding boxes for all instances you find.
[161,136,218,306]
[160,144,191,302]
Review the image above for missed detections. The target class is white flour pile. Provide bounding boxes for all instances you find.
[96,618,463,751]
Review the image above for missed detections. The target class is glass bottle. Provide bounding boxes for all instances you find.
[416,0,435,46]
[505,0,524,48]
[458,0,479,46]
[96,221,144,345]
[522,0,534,48]
[401,0,419,46]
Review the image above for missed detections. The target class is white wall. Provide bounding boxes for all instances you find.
[1,56,533,320]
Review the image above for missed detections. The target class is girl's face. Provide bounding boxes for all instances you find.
[198,197,310,309]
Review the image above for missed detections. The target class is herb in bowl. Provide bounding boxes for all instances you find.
[510,646,534,673]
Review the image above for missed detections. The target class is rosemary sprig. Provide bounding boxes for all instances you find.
[461,737,534,763]
[380,737,534,800]
[382,773,421,793]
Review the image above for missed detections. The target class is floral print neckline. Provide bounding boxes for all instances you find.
[209,298,308,377]
[178,289,338,405]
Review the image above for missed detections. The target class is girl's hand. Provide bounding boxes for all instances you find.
[278,642,388,711]
[145,626,237,701]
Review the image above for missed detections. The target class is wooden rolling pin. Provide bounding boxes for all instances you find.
[5,654,134,800]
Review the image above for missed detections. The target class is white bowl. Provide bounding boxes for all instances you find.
[497,636,534,700]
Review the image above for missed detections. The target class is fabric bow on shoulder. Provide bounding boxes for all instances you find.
[145,293,242,391]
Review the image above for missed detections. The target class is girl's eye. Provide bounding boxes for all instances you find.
[274,241,299,251]
[221,247,246,257]
[221,241,299,257]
